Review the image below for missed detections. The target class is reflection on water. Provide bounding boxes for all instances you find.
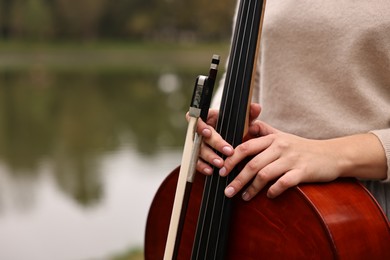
[0,67,202,259]
[0,146,181,260]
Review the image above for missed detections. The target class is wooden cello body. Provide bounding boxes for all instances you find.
[145,0,390,258]
[145,167,390,259]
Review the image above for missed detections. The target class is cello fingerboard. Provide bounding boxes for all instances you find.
[191,0,266,259]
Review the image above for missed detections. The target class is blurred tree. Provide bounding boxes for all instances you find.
[197,0,236,40]
[0,0,12,38]
[0,0,236,41]
[3,0,53,40]
[99,0,137,38]
[25,0,53,39]
[134,0,236,41]
[54,0,107,39]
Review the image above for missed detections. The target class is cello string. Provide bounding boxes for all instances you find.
[209,0,257,257]
[197,0,248,257]
[193,0,261,258]
[217,1,258,257]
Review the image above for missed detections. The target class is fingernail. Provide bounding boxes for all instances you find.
[242,192,250,201]
[203,167,212,175]
[225,186,235,197]
[202,128,211,136]
[219,167,226,176]
[213,158,222,166]
[222,146,233,155]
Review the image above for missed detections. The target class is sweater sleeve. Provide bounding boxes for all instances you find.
[370,129,390,182]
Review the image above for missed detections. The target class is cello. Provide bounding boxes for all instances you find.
[145,0,390,259]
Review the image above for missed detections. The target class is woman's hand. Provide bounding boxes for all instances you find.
[193,103,261,175]
[190,102,387,201]
[221,120,387,201]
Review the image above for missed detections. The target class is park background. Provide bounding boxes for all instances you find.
[0,0,235,259]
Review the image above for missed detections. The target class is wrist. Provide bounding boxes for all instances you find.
[333,134,387,180]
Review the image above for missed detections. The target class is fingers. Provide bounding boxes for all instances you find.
[221,133,303,201]
[195,115,228,150]
[248,120,279,137]
[241,158,288,200]
[220,135,274,177]
[206,109,219,127]
[224,158,301,201]
[191,109,219,127]
[221,137,277,198]
[195,117,233,174]
[192,105,262,165]
[241,158,303,200]
[266,169,301,198]
[249,103,261,122]
[196,142,224,175]
[186,108,218,129]
[196,159,213,175]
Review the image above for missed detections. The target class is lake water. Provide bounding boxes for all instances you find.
[0,146,180,260]
[0,59,217,259]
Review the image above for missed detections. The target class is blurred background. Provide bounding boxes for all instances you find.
[0,0,235,259]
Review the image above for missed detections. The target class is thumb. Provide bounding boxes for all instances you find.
[249,120,279,137]
[249,103,261,122]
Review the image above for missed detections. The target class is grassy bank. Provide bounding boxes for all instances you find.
[0,41,230,73]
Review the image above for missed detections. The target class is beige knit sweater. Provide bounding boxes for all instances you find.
[212,0,390,217]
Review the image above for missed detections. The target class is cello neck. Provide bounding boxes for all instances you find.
[191,0,266,259]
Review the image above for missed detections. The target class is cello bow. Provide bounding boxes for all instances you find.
[163,55,220,260]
